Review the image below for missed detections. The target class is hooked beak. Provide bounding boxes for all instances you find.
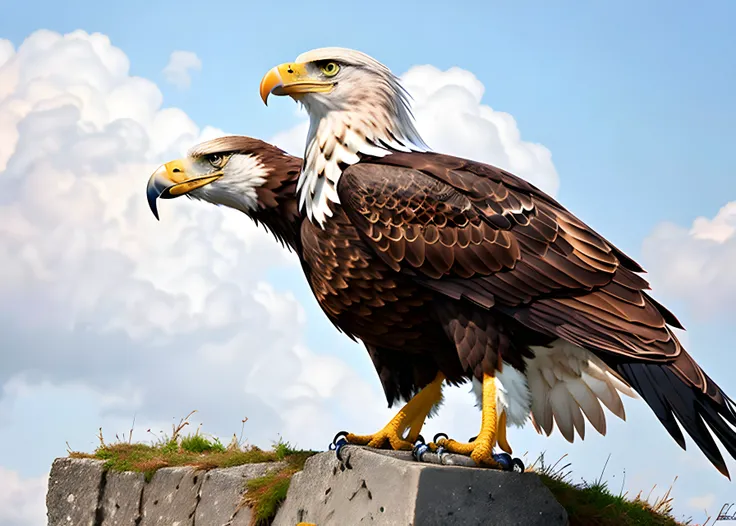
[259,62,334,105]
[146,159,222,220]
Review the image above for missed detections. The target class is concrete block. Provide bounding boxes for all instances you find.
[272,446,568,526]
[46,458,105,526]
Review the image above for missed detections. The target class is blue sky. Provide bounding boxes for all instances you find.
[1,1,736,524]
[3,0,734,250]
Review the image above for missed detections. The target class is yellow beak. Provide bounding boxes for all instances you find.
[259,62,334,105]
[146,159,222,220]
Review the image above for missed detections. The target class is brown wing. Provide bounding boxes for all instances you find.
[338,152,736,477]
[339,156,681,361]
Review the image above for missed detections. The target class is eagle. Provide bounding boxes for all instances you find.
[253,47,736,476]
[146,135,448,441]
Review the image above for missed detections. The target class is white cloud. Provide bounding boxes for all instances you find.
[271,64,559,197]
[162,50,202,90]
[0,468,47,526]
[0,29,389,460]
[690,202,736,243]
[0,39,13,69]
[642,201,736,319]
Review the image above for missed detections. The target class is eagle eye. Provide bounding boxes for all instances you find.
[207,153,226,168]
[320,61,340,77]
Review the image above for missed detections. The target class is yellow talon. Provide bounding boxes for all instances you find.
[431,372,511,467]
[346,373,444,450]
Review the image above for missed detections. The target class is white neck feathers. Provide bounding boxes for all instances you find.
[297,85,428,227]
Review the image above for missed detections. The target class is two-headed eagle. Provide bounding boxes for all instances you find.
[147,48,736,476]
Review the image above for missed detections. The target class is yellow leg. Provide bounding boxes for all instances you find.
[347,373,444,450]
[497,411,512,454]
[432,372,509,467]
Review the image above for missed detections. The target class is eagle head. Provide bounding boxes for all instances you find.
[146,136,298,220]
[259,47,427,226]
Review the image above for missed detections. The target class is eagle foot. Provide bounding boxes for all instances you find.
[426,373,518,469]
[340,373,444,451]
[344,426,415,451]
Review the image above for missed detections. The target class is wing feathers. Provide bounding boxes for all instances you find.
[332,152,734,476]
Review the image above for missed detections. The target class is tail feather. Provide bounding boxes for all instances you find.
[618,351,736,478]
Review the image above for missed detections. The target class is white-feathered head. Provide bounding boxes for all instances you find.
[146,136,300,220]
[260,47,428,226]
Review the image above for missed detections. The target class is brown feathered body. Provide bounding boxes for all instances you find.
[298,150,736,477]
[178,136,736,477]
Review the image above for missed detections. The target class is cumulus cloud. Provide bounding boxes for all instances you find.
[162,50,202,89]
[270,64,559,196]
[642,201,736,319]
[0,468,47,526]
[0,29,391,459]
[0,39,13,69]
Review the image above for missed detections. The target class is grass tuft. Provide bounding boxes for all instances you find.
[241,437,318,525]
[181,434,226,454]
[244,469,295,526]
[67,413,318,525]
[529,452,686,526]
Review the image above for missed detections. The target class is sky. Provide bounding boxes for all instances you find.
[0,1,735,524]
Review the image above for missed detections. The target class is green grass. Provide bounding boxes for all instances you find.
[73,440,301,482]
[530,453,686,526]
[67,412,318,523]
[241,442,316,526]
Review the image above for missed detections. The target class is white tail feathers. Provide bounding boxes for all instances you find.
[526,340,637,443]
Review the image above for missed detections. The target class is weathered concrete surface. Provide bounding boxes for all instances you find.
[140,466,205,526]
[195,462,285,526]
[273,446,568,526]
[46,459,286,526]
[47,451,568,526]
[100,470,145,526]
[47,458,105,526]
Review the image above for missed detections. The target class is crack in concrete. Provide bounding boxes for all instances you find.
[93,468,108,526]
[191,473,203,526]
[348,479,371,502]
[135,476,144,526]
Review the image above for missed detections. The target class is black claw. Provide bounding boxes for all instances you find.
[329,431,349,460]
[334,437,348,461]
[468,435,477,443]
[492,453,512,470]
[413,442,429,462]
[332,431,349,446]
[415,434,425,445]
[492,453,524,472]
[433,432,449,443]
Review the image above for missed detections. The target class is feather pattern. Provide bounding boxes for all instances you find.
[525,341,636,441]
[310,150,736,476]
[295,48,429,226]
